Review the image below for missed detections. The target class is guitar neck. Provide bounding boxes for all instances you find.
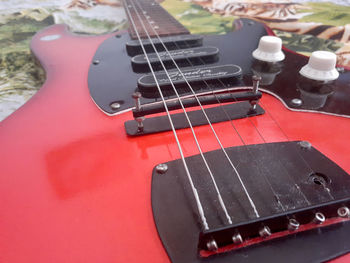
[124,0,190,39]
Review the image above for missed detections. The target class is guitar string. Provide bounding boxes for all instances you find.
[123,0,210,230]
[151,14,317,204]
[130,0,260,218]
[127,0,235,224]
[135,3,315,208]
[257,101,334,200]
[135,6,286,212]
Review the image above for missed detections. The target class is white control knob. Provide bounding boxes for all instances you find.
[299,51,339,81]
[252,36,285,63]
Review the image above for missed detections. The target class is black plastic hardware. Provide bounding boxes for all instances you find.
[126,34,203,56]
[138,65,242,90]
[131,46,219,73]
[125,101,264,136]
[151,141,350,263]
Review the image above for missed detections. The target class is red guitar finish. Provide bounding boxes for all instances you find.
[1,24,350,263]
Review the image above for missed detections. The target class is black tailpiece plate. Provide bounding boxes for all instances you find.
[125,101,264,136]
[151,141,350,263]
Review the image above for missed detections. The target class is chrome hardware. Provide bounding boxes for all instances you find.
[206,239,218,251]
[136,116,145,132]
[132,92,142,111]
[288,218,300,231]
[291,98,303,106]
[338,207,350,218]
[299,141,312,150]
[156,163,168,174]
[110,102,121,110]
[259,226,271,238]
[232,233,243,244]
[313,212,325,224]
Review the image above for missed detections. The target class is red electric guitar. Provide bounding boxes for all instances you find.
[1,0,350,262]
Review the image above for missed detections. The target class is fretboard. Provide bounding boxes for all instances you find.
[124,0,190,39]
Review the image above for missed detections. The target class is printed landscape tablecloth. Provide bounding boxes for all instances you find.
[0,0,349,121]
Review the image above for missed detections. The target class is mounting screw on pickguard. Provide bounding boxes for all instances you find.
[206,239,218,251]
[110,102,121,110]
[299,141,312,149]
[156,163,168,174]
[93,60,100,65]
[291,98,303,107]
[338,207,350,218]
[288,218,300,231]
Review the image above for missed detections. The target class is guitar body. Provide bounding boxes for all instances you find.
[1,14,350,263]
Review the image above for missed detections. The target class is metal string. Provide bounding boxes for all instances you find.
[135,4,314,209]
[161,21,317,205]
[123,0,210,229]
[130,0,260,218]
[258,101,334,200]
[127,0,234,224]
[136,9,286,212]
[182,45,314,206]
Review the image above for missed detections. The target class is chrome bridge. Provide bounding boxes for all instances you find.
[124,88,263,136]
[151,141,350,263]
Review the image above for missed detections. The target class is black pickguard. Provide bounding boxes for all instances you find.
[88,18,350,117]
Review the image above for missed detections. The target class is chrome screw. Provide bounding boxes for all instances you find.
[132,92,142,111]
[110,102,121,110]
[313,212,325,224]
[299,141,312,149]
[93,60,100,65]
[206,239,218,251]
[288,218,300,231]
[156,163,168,174]
[259,226,271,238]
[338,207,350,218]
[291,98,302,107]
[136,116,145,132]
[232,233,243,244]
[252,75,262,94]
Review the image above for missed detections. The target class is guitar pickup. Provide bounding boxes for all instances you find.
[126,34,203,56]
[137,65,242,91]
[131,46,219,73]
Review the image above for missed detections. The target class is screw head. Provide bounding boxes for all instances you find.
[299,141,312,149]
[93,60,100,65]
[288,218,300,231]
[338,207,350,218]
[156,163,168,174]
[110,102,121,110]
[259,226,271,238]
[252,75,262,82]
[206,239,218,251]
[291,98,302,107]
[313,212,325,224]
[132,92,142,99]
[232,233,243,244]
